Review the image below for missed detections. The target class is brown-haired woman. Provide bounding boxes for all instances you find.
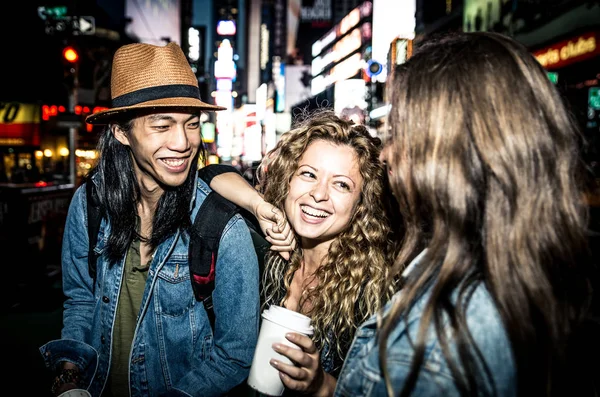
[334,31,595,397]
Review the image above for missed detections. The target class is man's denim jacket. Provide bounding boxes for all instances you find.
[335,250,517,396]
[40,176,260,396]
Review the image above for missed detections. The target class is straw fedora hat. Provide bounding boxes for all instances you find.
[86,42,225,124]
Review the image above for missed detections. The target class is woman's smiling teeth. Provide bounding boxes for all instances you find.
[301,205,330,218]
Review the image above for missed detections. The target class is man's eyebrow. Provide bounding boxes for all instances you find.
[147,114,174,122]
[146,114,199,123]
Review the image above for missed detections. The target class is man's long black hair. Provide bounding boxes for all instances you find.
[85,117,205,264]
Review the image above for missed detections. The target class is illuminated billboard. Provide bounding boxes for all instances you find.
[217,20,236,36]
[463,0,501,33]
[533,32,599,70]
[334,79,367,123]
[312,1,372,58]
[126,0,181,45]
[0,102,41,146]
[310,1,374,94]
[214,39,237,80]
[371,0,415,82]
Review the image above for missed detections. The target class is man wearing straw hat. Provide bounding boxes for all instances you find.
[40,42,260,396]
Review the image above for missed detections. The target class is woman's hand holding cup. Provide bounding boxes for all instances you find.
[270,333,336,397]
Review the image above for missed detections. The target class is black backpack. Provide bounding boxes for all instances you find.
[85,178,269,331]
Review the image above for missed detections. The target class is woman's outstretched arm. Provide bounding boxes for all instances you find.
[199,164,296,259]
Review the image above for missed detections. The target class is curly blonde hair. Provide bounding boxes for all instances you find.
[256,109,397,369]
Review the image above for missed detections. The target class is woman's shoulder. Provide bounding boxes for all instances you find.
[420,282,515,391]
[411,282,513,357]
[343,283,515,395]
[461,283,513,349]
[382,283,514,375]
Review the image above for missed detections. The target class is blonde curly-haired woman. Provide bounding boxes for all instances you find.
[200,109,398,396]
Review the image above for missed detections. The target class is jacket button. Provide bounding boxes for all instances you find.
[102,296,110,303]
[101,335,106,344]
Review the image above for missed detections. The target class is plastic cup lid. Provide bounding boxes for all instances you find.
[261,305,314,335]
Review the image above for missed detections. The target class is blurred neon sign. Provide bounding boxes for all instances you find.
[216,20,236,36]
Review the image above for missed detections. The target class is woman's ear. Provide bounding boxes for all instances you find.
[111,124,130,146]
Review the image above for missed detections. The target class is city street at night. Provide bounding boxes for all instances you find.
[1,1,600,396]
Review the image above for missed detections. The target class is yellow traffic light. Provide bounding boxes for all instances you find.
[63,46,79,63]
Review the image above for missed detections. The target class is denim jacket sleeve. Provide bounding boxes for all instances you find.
[171,213,260,396]
[335,285,516,397]
[39,184,99,380]
[335,300,464,397]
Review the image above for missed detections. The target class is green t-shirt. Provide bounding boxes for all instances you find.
[109,237,150,397]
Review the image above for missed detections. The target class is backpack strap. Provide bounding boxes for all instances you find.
[189,191,240,329]
[86,180,103,283]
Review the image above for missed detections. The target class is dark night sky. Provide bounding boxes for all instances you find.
[1,1,128,105]
[1,2,66,103]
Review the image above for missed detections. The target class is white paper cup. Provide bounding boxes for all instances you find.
[247,305,314,396]
[57,390,91,397]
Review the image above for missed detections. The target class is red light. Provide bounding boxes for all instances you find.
[63,46,79,63]
[92,106,109,113]
[42,105,64,121]
[74,105,82,115]
[42,105,51,121]
[58,105,66,113]
[35,181,49,187]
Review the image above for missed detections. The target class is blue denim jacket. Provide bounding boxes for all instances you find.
[40,176,260,397]
[335,251,516,396]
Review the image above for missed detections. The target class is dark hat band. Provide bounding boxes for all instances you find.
[112,84,201,107]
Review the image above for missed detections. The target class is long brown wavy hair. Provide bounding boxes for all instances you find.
[256,109,397,370]
[379,32,592,396]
